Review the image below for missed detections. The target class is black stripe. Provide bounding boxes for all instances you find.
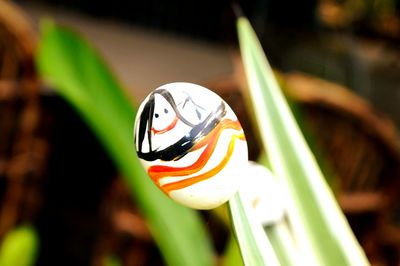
[136,88,226,162]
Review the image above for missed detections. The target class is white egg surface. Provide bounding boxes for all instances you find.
[134,82,248,209]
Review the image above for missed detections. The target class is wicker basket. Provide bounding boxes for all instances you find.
[284,73,400,265]
[0,0,46,238]
[0,3,165,264]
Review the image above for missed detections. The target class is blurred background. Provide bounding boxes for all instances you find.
[1,0,400,265]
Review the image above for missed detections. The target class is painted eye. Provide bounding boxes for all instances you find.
[151,94,177,134]
[134,82,248,210]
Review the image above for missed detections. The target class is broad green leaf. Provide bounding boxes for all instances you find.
[221,236,243,266]
[0,226,38,266]
[237,17,369,265]
[36,20,213,266]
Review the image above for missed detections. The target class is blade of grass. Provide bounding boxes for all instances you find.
[228,192,280,266]
[36,20,213,266]
[237,17,369,265]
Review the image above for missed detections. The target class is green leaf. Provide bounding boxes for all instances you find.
[0,226,38,266]
[221,236,243,266]
[104,255,122,266]
[36,20,213,266]
[264,221,299,266]
[228,193,280,266]
[237,17,369,265]
[257,155,299,266]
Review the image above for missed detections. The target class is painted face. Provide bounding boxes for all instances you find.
[134,82,248,209]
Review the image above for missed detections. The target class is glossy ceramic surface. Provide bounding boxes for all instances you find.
[134,82,248,209]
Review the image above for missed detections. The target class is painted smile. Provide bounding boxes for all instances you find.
[151,116,178,135]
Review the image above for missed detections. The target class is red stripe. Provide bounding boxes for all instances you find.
[162,133,245,193]
[147,119,245,192]
[151,116,178,135]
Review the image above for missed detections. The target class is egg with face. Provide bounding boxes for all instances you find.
[134,82,248,209]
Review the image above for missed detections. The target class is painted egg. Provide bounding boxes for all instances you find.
[134,82,248,209]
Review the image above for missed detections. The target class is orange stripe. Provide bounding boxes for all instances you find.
[148,138,216,183]
[148,119,243,183]
[148,120,222,182]
[161,133,245,193]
